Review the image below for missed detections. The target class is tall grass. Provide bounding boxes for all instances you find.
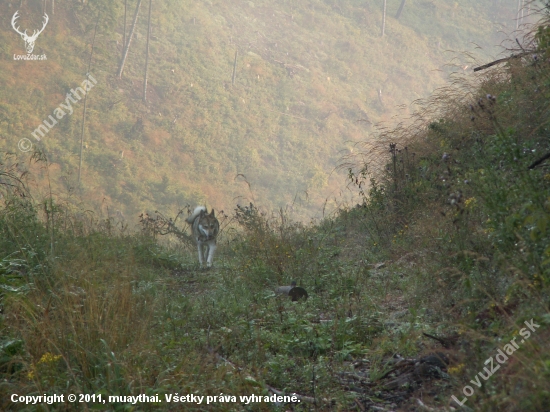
[343,7,550,410]
[0,170,183,410]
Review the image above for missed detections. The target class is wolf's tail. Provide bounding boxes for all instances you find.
[185,206,207,224]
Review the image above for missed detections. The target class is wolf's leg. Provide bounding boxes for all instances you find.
[206,242,216,267]
[197,243,204,267]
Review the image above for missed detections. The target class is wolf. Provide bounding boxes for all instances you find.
[186,206,219,268]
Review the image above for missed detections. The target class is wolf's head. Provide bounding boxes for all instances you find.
[198,209,218,240]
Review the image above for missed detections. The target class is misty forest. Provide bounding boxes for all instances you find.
[0,0,549,411]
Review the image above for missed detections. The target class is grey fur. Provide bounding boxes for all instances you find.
[186,206,219,267]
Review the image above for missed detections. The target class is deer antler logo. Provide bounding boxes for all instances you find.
[11,11,49,54]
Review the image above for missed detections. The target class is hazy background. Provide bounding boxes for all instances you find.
[0,0,531,221]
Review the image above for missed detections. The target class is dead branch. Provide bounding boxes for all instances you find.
[354,398,366,411]
[139,210,193,243]
[473,51,530,72]
[206,346,238,369]
[528,152,550,169]
[422,332,458,349]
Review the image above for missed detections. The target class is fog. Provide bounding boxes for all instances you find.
[0,0,534,220]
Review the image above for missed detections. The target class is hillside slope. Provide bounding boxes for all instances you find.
[0,0,520,219]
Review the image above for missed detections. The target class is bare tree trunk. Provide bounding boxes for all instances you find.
[381,0,387,36]
[52,0,55,15]
[520,0,525,26]
[516,0,522,29]
[143,0,152,101]
[77,105,88,186]
[117,0,142,79]
[78,15,100,186]
[232,49,238,86]
[123,0,127,60]
[395,0,406,19]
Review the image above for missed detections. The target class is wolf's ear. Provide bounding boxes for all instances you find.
[210,209,215,217]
